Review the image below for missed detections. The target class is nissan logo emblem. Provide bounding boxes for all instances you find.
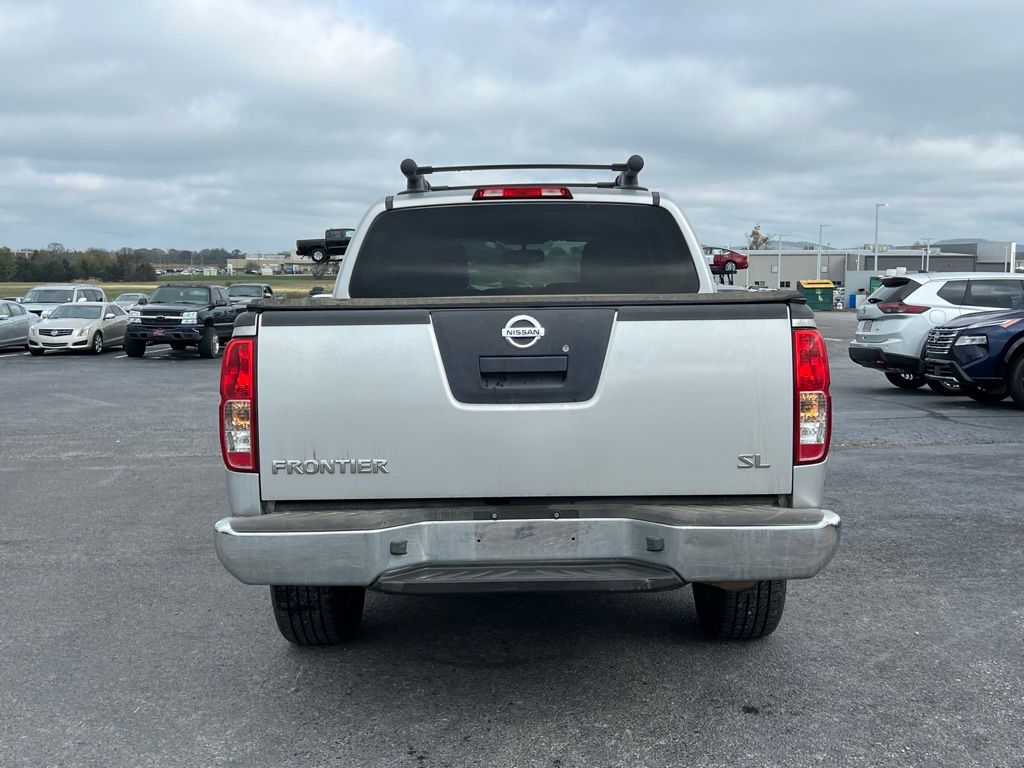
[501,315,545,349]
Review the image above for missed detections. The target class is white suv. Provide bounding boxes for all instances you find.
[848,273,1024,393]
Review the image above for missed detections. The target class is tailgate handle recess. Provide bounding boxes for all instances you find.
[479,355,568,389]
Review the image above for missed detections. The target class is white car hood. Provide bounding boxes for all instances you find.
[35,317,98,330]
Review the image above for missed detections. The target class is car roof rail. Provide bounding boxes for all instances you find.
[399,155,645,193]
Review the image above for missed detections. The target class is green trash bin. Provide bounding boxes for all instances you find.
[797,280,835,311]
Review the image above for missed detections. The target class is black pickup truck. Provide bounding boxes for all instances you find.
[295,228,355,263]
[125,284,241,358]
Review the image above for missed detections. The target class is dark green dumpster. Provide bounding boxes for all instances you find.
[797,279,835,311]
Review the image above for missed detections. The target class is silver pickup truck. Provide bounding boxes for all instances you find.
[214,157,839,646]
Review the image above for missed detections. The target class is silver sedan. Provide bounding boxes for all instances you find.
[0,300,38,350]
[28,302,129,356]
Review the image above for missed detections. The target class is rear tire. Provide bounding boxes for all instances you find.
[1008,355,1024,407]
[961,383,1007,403]
[311,249,327,263]
[885,372,926,389]
[927,379,960,395]
[124,338,146,358]
[723,260,737,274]
[692,580,786,640]
[198,326,220,358]
[270,585,365,646]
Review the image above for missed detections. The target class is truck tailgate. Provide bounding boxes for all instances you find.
[255,305,794,501]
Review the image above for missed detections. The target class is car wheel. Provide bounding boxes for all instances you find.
[692,580,786,640]
[270,586,365,646]
[927,379,961,395]
[961,383,1007,403]
[198,326,220,358]
[90,332,103,355]
[1007,355,1024,407]
[169,341,188,351]
[312,249,327,263]
[885,372,926,389]
[723,260,737,274]
[124,338,146,358]
[29,347,44,356]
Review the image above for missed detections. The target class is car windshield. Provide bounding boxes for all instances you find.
[228,285,264,298]
[149,286,211,305]
[48,305,102,320]
[349,203,698,298]
[115,294,141,302]
[23,289,74,303]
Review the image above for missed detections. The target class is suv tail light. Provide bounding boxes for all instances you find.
[794,329,831,464]
[220,338,257,471]
[876,301,928,314]
[472,186,572,200]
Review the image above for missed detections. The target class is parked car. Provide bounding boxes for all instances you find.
[227,283,275,305]
[0,299,38,350]
[27,302,128,355]
[922,309,1024,404]
[2,296,23,302]
[125,284,241,358]
[21,284,107,317]
[848,274,1024,393]
[213,155,839,646]
[702,246,749,277]
[113,292,150,310]
[296,227,355,263]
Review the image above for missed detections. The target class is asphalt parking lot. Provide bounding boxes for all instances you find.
[2,312,1022,768]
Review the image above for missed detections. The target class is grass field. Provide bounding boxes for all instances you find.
[0,274,335,301]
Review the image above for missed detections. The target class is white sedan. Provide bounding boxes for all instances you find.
[28,302,129,356]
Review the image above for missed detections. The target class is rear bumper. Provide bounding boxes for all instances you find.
[214,505,841,592]
[848,343,922,374]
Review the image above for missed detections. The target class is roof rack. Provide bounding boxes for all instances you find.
[399,155,645,193]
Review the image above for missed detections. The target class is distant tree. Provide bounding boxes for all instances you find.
[746,224,773,251]
[311,260,332,279]
[46,242,67,259]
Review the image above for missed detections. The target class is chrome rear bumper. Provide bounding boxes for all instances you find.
[215,504,841,592]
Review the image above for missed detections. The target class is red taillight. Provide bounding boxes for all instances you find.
[220,338,257,472]
[793,329,831,464]
[877,302,928,314]
[472,186,572,200]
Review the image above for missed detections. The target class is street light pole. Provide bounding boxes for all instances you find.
[873,202,890,271]
[817,224,830,278]
[777,234,786,289]
[921,237,932,272]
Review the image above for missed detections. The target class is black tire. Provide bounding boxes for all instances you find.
[1008,354,1024,407]
[311,249,327,264]
[692,580,786,640]
[885,372,926,389]
[927,379,960,395]
[198,326,220,359]
[723,260,738,274]
[270,585,365,646]
[960,383,1007,403]
[124,338,146,358]
[89,332,103,355]
[169,341,188,351]
[29,347,44,356]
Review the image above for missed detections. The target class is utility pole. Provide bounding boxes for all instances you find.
[873,202,890,271]
[817,224,830,279]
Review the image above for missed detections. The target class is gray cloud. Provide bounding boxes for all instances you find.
[1,0,1022,251]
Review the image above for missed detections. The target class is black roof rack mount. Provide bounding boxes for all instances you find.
[399,155,645,192]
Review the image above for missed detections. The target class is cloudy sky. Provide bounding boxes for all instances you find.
[2,0,1023,252]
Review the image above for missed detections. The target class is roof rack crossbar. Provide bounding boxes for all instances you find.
[399,155,644,191]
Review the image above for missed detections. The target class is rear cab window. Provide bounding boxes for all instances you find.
[348,202,698,298]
